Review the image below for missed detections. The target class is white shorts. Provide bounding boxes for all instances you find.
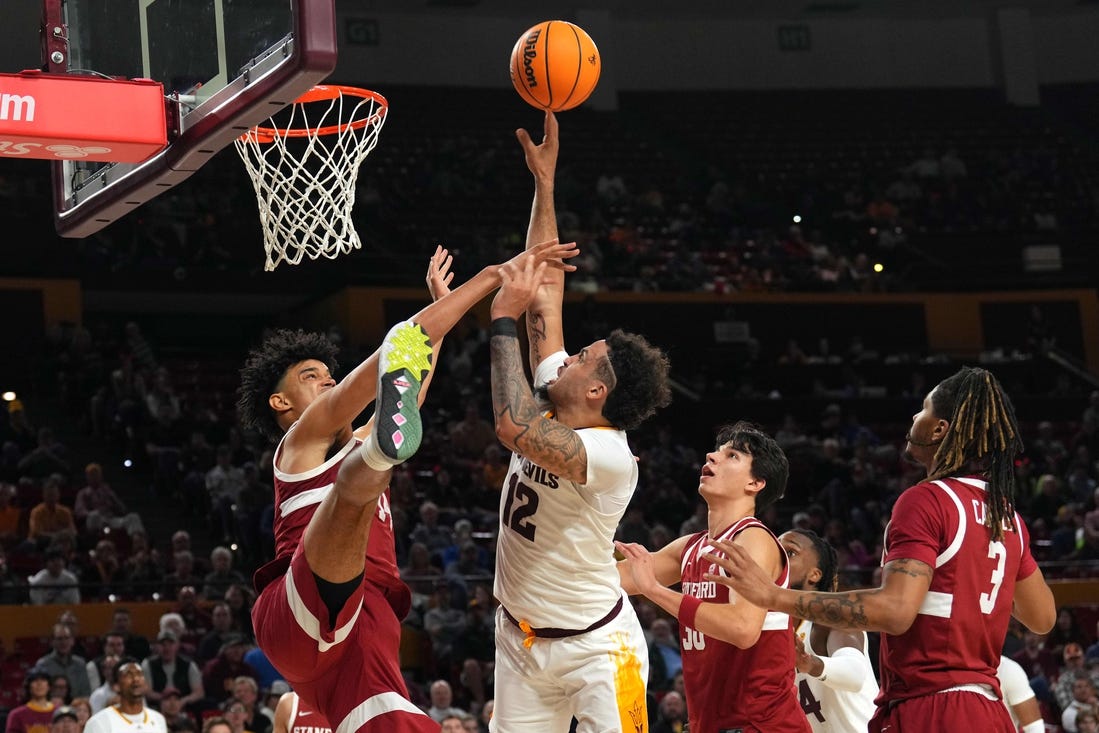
[490,594,649,733]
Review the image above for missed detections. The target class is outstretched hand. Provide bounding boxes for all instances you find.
[426,245,455,302]
[505,238,579,276]
[515,110,559,182]
[701,538,780,609]
[614,540,660,596]
[491,254,549,320]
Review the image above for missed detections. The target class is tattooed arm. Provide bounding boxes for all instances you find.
[490,325,588,484]
[490,253,587,484]
[516,111,566,372]
[702,539,934,636]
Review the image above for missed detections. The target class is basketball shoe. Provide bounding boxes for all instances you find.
[374,320,433,462]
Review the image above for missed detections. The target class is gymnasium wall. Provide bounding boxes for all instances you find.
[332,8,1099,92]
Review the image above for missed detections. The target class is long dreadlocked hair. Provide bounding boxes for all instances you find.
[927,366,1023,541]
[237,329,340,442]
[790,528,839,592]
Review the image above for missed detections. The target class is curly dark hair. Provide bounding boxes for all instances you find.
[601,329,672,431]
[715,420,789,513]
[237,329,340,441]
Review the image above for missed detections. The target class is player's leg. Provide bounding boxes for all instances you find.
[561,606,649,733]
[304,319,433,586]
[491,609,573,732]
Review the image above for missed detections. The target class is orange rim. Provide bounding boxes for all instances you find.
[243,85,388,143]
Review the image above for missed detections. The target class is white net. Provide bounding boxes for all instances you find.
[234,86,387,271]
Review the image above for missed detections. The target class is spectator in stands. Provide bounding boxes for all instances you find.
[29,548,82,605]
[400,541,444,607]
[28,476,77,550]
[122,530,164,600]
[202,636,255,706]
[451,594,495,712]
[1079,709,1099,733]
[221,702,249,733]
[1064,678,1099,733]
[201,547,247,601]
[196,603,236,665]
[1056,643,1099,712]
[1012,629,1063,684]
[174,585,213,640]
[648,617,683,693]
[205,446,245,544]
[447,402,497,472]
[142,630,204,711]
[107,608,151,662]
[86,633,126,691]
[222,584,254,640]
[426,680,466,723]
[17,428,71,479]
[5,669,55,733]
[49,676,71,708]
[164,551,203,598]
[88,655,120,714]
[1049,607,1088,659]
[409,501,453,558]
[49,705,80,733]
[439,715,464,733]
[68,699,91,729]
[159,687,198,733]
[158,613,198,659]
[228,677,271,733]
[56,610,88,659]
[652,690,687,733]
[35,624,92,698]
[443,541,487,590]
[424,580,468,673]
[73,463,145,537]
[85,538,125,601]
[0,545,29,603]
[241,647,281,694]
[0,481,22,547]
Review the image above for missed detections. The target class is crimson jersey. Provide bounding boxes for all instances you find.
[679,518,810,733]
[877,476,1038,705]
[255,425,409,617]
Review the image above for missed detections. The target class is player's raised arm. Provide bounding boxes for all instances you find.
[289,239,577,449]
[516,111,566,371]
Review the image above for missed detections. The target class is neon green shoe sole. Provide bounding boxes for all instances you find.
[375,321,433,462]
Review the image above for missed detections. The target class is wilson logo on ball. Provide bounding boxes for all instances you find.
[522,28,542,88]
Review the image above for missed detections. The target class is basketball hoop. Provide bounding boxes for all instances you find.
[234,85,387,271]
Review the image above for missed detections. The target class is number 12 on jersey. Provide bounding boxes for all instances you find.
[503,474,539,542]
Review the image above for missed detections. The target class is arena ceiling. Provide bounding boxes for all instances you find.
[382,0,1095,19]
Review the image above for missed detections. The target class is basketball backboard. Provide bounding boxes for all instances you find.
[49,0,337,238]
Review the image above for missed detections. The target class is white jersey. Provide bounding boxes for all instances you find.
[997,655,1037,729]
[794,620,878,733]
[84,705,167,733]
[493,350,639,628]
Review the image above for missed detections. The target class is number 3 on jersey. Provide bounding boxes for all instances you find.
[980,540,1006,614]
[503,474,539,541]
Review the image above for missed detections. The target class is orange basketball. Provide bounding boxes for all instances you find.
[510,20,601,112]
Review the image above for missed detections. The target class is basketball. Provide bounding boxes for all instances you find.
[509,20,601,112]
